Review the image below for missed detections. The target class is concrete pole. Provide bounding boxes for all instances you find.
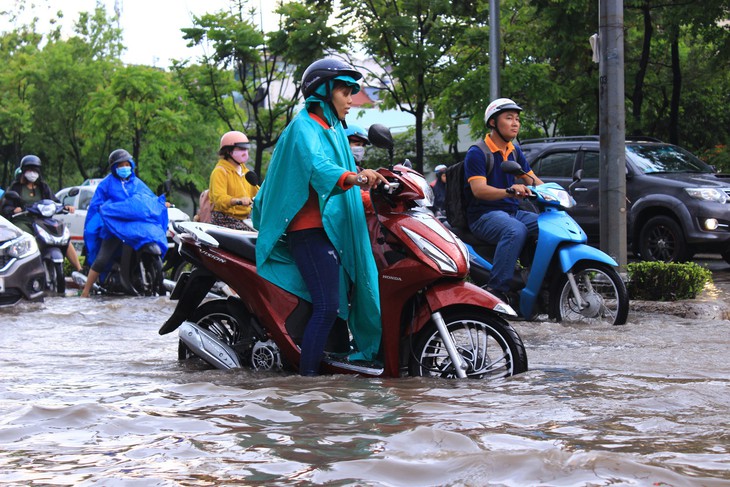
[489,0,500,100]
[598,0,627,269]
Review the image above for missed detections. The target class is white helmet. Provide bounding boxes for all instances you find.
[484,98,522,125]
[434,164,447,174]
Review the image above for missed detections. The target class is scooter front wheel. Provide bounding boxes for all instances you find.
[409,308,528,379]
[551,262,629,326]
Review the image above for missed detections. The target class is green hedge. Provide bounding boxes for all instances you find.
[627,261,712,301]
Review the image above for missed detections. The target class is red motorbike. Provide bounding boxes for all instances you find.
[159,125,528,379]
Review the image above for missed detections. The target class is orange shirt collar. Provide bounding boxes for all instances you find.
[484,134,514,160]
[309,111,330,129]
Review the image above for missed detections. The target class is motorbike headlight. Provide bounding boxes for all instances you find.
[685,188,727,204]
[38,202,57,217]
[401,226,458,273]
[539,186,575,209]
[3,233,39,259]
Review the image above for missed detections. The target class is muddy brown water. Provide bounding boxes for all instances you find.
[1,270,728,486]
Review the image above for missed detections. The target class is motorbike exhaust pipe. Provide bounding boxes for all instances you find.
[178,321,242,370]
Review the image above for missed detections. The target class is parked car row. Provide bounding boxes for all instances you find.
[520,136,730,263]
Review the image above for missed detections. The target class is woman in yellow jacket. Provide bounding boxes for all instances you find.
[209,131,258,230]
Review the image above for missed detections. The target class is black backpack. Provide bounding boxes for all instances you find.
[444,140,493,230]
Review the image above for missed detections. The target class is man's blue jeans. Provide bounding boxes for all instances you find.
[469,209,539,293]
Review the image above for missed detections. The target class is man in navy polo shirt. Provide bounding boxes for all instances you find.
[463,98,544,304]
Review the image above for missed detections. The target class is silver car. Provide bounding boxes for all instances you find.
[0,215,46,306]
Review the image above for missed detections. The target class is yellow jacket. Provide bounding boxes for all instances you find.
[209,158,258,218]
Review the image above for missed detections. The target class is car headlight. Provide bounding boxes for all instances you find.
[3,233,39,259]
[685,188,727,204]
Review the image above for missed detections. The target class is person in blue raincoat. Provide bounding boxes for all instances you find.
[80,148,168,297]
[252,57,389,376]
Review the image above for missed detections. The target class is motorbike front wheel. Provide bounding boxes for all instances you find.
[409,308,528,379]
[44,261,65,295]
[551,262,629,326]
[131,254,163,296]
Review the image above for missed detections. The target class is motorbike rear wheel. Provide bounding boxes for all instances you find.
[551,262,629,326]
[408,308,528,379]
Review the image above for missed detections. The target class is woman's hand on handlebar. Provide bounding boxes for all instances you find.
[349,169,389,189]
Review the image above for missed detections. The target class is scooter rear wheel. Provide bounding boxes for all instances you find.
[178,299,245,361]
[551,262,629,326]
[409,308,528,379]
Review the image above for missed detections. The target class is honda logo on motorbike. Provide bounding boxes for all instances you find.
[382,275,402,281]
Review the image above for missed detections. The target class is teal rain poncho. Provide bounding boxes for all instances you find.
[252,99,382,361]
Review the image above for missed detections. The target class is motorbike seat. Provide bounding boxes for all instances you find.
[205,227,257,262]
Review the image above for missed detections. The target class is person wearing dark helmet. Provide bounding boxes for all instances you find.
[431,164,447,215]
[2,155,83,273]
[209,130,258,230]
[252,57,388,376]
[80,149,168,297]
[464,98,544,304]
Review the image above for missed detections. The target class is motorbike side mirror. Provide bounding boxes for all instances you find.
[245,171,260,187]
[368,124,394,151]
[569,168,583,192]
[501,159,535,186]
[501,160,525,176]
[68,187,80,197]
[368,124,395,163]
[3,190,21,202]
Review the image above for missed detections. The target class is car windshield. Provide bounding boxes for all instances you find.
[627,143,713,174]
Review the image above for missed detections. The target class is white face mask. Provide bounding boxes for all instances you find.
[351,146,366,163]
[25,171,39,183]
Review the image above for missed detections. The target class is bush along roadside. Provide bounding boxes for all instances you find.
[627,261,712,301]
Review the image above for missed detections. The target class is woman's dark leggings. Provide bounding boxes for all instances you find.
[91,237,123,273]
[287,228,341,376]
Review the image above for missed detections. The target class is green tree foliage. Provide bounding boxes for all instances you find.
[174,0,347,177]
[339,0,476,172]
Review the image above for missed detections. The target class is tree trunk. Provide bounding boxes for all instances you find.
[631,4,652,133]
[669,29,681,144]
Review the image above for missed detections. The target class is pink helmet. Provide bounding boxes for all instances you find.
[219,131,250,150]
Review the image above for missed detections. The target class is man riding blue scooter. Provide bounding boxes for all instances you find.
[463,98,544,305]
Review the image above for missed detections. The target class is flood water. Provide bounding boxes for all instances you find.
[1,272,729,486]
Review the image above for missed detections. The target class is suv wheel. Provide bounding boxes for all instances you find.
[638,215,688,262]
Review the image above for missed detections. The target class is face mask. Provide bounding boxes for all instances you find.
[351,146,366,163]
[231,149,249,165]
[24,171,39,183]
[116,166,132,179]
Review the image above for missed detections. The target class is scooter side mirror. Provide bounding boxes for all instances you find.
[368,124,394,151]
[68,187,80,197]
[501,160,525,176]
[501,160,535,186]
[245,171,260,187]
[3,190,21,202]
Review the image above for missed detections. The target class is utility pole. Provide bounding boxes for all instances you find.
[489,0,500,101]
[598,0,627,269]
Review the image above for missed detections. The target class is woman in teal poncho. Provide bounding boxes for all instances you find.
[252,58,388,376]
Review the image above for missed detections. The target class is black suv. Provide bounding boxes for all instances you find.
[519,136,730,263]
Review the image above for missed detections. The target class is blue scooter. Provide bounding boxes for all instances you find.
[451,161,629,325]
